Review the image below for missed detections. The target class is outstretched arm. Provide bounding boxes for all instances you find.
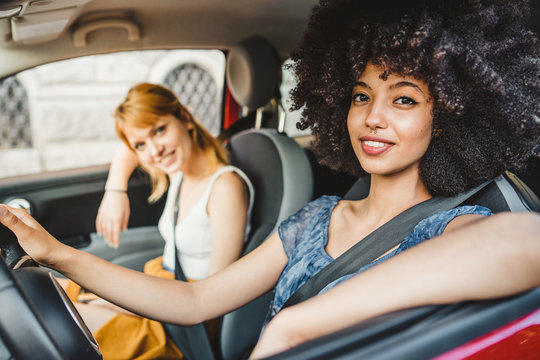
[0,205,287,325]
[96,143,138,248]
[251,211,540,358]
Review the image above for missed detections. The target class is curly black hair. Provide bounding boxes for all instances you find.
[290,0,540,196]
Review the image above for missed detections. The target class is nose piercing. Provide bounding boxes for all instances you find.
[369,128,378,134]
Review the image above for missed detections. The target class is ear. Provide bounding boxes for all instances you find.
[433,128,443,138]
[185,119,194,131]
[179,107,194,130]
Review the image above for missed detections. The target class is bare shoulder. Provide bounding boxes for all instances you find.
[209,169,249,206]
[213,170,248,194]
[444,213,487,234]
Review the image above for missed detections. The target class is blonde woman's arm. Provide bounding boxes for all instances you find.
[96,143,138,248]
[207,171,250,275]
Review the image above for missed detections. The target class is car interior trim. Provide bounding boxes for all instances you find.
[72,18,140,48]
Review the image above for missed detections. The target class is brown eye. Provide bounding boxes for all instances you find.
[352,93,370,103]
[394,96,418,105]
[155,125,166,134]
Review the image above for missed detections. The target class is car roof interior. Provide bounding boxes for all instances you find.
[0,0,320,78]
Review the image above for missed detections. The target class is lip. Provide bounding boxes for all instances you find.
[359,136,394,155]
[156,150,176,167]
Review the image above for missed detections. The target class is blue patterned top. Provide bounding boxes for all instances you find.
[264,195,492,326]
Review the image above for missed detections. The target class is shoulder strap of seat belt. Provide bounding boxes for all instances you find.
[172,177,188,281]
[163,177,216,360]
[282,179,493,309]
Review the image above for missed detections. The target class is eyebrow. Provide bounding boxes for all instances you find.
[390,81,426,96]
[353,81,426,96]
[354,81,371,89]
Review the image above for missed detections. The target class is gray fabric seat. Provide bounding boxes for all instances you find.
[219,128,314,359]
[165,34,314,359]
[164,128,313,360]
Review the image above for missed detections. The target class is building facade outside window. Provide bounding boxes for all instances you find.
[0,49,225,179]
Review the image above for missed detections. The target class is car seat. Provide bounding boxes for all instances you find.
[164,127,314,360]
[163,36,314,360]
[219,128,313,360]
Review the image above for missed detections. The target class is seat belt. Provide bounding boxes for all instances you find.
[161,177,215,360]
[282,179,493,309]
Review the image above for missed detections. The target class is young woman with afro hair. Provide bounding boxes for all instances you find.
[1,0,539,358]
[291,0,539,197]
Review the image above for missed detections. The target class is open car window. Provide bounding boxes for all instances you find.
[0,49,225,179]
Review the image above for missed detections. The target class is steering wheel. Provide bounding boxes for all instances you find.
[0,224,102,360]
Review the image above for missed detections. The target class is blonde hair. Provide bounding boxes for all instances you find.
[115,83,228,203]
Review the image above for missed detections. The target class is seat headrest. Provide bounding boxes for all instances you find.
[226,36,280,110]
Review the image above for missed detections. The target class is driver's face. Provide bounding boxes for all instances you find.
[347,62,433,177]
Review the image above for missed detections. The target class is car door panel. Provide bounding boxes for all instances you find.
[85,226,165,271]
[0,165,165,263]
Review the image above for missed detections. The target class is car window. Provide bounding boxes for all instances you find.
[0,49,225,179]
[280,58,310,138]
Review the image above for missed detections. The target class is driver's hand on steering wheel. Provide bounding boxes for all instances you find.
[0,204,67,268]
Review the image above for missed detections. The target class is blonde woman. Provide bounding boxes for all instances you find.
[72,83,254,359]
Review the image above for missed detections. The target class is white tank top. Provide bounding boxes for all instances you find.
[159,165,254,280]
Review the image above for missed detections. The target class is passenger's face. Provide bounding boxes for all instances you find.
[347,63,433,177]
[123,114,194,174]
